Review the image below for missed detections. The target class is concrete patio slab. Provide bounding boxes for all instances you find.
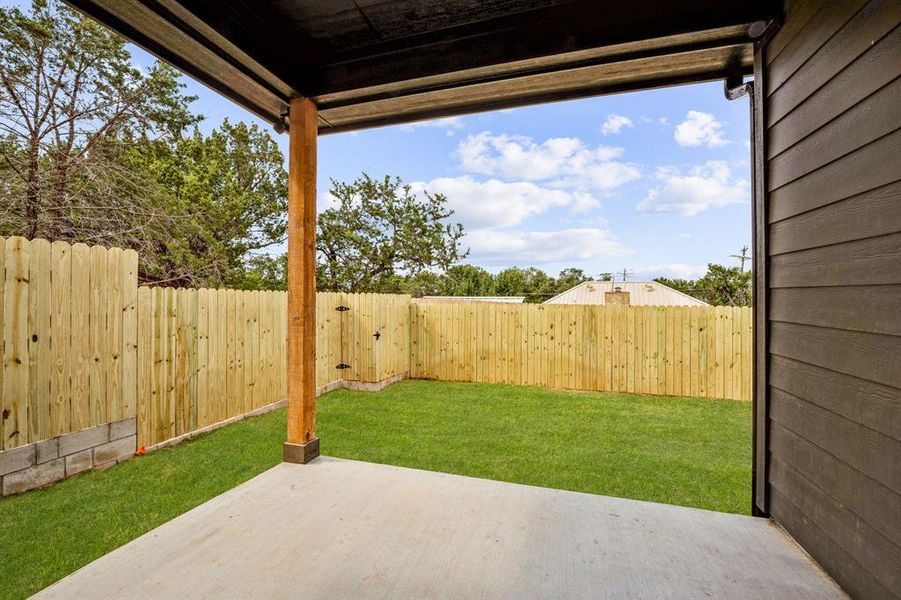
[36,457,845,599]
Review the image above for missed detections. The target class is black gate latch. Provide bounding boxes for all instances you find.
[373,331,381,340]
[335,305,350,312]
[336,363,351,370]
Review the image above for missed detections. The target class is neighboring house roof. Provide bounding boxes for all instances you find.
[544,281,708,306]
[421,296,525,304]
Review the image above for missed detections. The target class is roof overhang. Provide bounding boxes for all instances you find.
[64,0,781,133]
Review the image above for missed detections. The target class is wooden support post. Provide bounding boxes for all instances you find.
[284,97,319,464]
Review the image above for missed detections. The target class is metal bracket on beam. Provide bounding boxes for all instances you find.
[724,73,753,101]
[274,111,289,134]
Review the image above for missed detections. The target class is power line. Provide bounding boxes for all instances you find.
[730,245,751,272]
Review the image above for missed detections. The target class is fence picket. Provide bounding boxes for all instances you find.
[27,239,51,443]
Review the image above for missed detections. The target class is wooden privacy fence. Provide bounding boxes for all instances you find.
[2,235,751,453]
[0,235,416,450]
[136,290,410,446]
[0,237,138,452]
[135,288,287,447]
[410,301,752,402]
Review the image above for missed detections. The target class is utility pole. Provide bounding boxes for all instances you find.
[730,245,751,272]
[619,268,632,282]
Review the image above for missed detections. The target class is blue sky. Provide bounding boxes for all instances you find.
[179,74,752,280]
[7,0,752,281]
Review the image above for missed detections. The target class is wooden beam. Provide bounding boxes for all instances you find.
[317,44,752,134]
[284,97,319,464]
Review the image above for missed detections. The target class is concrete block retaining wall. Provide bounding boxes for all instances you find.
[0,418,136,496]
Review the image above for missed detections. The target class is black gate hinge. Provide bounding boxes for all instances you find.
[336,363,351,370]
[335,305,350,312]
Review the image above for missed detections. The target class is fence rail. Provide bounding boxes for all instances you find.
[1,235,751,453]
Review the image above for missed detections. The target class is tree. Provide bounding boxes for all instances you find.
[492,267,524,296]
[317,174,467,292]
[555,267,592,292]
[1,2,290,288]
[0,0,199,241]
[134,120,287,286]
[443,264,494,296]
[655,263,752,306]
[696,264,752,306]
[240,253,287,291]
[400,271,446,297]
[519,267,556,302]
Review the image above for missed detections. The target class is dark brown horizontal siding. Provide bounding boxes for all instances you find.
[770,321,901,388]
[764,3,901,595]
[769,422,901,547]
[769,234,901,287]
[765,0,825,65]
[765,0,867,97]
[771,455,901,581]
[770,355,901,440]
[767,26,900,158]
[768,181,901,254]
[770,388,901,491]
[768,128,901,222]
[768,479,899,599]
[770,286,901,334]
[768,76,901,190]
[767,0,899,125]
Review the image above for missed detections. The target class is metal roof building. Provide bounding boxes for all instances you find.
[545,281,709,306]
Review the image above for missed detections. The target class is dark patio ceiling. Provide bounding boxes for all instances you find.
[64,0,782,133]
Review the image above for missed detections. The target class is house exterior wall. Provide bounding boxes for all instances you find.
[761,0,901,597]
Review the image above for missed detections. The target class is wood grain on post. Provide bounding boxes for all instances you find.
[285,97,319,462]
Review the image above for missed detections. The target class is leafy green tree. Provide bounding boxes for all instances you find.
[655,263,752,306]
[400,271,446,297]
[239,254,287,291]
[494,267,525,296]
[134,120,287,286]
[555,268,592,293]
[442,264,494,296]
[317,174,467,292]
[520,267,557,302]
[0,0,198,240]
[696,264,752,306]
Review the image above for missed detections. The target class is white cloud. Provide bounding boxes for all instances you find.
[637,161,749,216]
[466,228,630,265]
[674,111,728,147]
[637,264,707,279]
[400,116,466,136]
[456,131,639,190]
[678,232,693,239]
[412,176,598,230]
[600,114,633,135]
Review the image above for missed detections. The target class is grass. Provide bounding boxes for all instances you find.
[0,380,750,598]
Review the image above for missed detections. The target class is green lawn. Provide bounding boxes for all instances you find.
[0,380,750,598]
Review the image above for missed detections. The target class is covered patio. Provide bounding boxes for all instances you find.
[36,458,843,599]
[54,1,900,598]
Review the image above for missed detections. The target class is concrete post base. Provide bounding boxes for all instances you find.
[284,438,320,464]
